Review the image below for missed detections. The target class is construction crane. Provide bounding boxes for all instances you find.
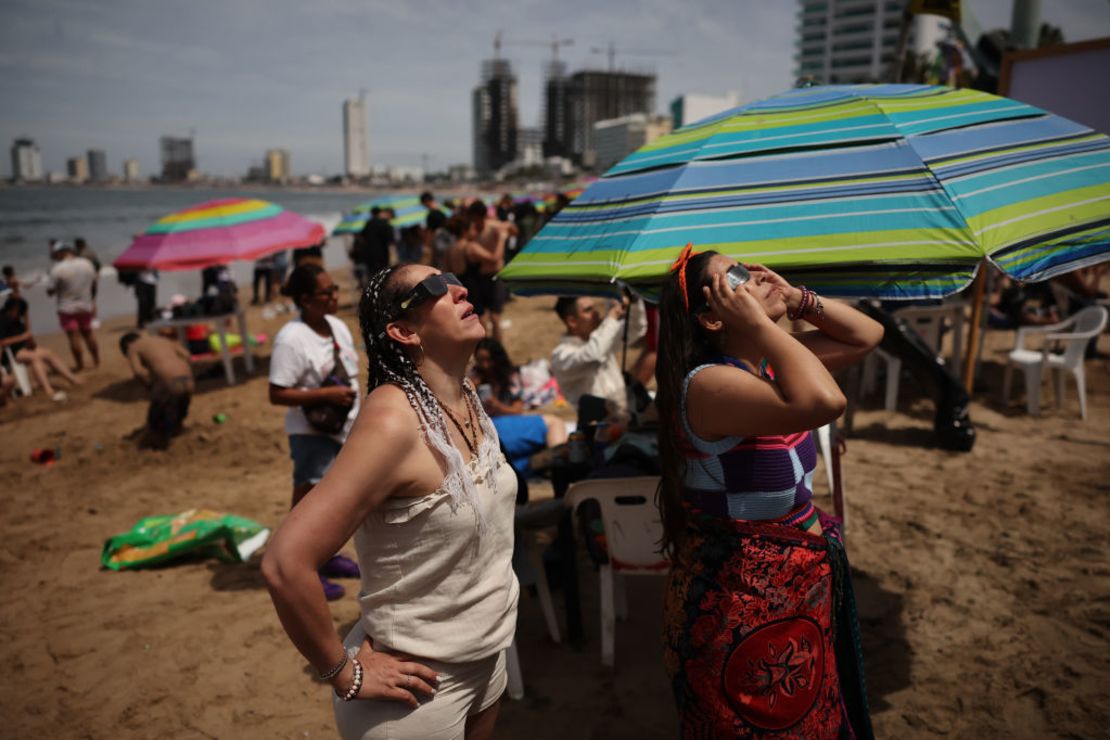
[493,32,573,62]
[590,41,676,72]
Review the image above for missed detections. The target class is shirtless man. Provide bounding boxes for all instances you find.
[466,200,517,343]
[119,332,195,449]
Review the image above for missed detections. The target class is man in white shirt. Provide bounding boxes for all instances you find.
[47,242,99,371]
[550,295,646,415]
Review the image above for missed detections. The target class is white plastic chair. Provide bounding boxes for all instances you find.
[565,476,667,668]
[3,347,32,397]
[1002,306,1107,419]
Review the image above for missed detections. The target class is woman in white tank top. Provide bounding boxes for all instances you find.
[264,264,519,740]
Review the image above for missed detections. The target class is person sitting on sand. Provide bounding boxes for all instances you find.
[0,296,81,402]
[470,337,567,474]
[551,294,646,416]
[119,332,195,449]
[268,264,362,601]
[263,265,516,740]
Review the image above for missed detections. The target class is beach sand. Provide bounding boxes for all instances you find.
[1,278,1108,738]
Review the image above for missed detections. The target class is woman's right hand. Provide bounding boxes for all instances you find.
[322,386,357,406]
[703,272,774,338]
[336,637,441,708]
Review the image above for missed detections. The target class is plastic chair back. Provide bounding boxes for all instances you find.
[4,347,32,397]
[1060,306,1107,366]
[566,476,667,573]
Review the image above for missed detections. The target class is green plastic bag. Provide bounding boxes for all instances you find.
[101,509,270,571]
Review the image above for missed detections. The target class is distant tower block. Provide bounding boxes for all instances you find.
[343,96,370,178]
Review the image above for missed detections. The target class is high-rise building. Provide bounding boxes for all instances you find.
[87,149,108,182]
[565,70,656,169]
[265,149,291,182]
[343,97,369,178]
[10,138,43,181]
[160,136,195,181]
[472,58,518,175]
[794,0,945,84]
[67,155,89,182]
[123,158,140,182]
[593,113,673,173]
[543,60,570,159]
[472,86,491,176]
[670,92,740,129]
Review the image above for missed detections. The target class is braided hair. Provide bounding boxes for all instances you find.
[358,265,500,527]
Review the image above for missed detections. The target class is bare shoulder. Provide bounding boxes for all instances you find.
[687,363,764,399]
[354,384,421,440]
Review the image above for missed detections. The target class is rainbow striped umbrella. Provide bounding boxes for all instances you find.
[113,198,325,271]
[500,84,1110,300]
[332,195,444,234]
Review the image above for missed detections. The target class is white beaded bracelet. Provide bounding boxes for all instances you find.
[340,658,363,702]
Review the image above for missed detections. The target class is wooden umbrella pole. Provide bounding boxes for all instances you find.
[962,260,989,393]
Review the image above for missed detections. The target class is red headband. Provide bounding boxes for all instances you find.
[669,242,702,312]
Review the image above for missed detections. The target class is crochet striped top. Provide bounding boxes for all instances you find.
[679,359,816,521]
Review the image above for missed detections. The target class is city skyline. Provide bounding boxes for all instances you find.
[2,0,1108,178]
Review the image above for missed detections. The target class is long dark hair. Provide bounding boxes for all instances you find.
[474,337,514,393]
[655,249,719,557]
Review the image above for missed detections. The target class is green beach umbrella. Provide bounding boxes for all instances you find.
[499,84,1110,301]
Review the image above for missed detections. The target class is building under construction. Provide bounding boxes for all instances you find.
[472,58,519,175]
[159,135,195,182]
[545,69,656,169]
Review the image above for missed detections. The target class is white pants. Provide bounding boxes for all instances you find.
[332,623,506,740]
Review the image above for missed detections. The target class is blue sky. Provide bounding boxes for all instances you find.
[1,0,1108,177]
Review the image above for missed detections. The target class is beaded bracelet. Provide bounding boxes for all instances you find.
[317,652,348,682]
[787,286,825,321]
[787,286,812,321]
[339,658,363,702]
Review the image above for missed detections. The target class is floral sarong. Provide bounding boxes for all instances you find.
[663,511,873,739]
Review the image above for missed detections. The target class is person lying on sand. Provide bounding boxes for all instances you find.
[119,332,195,449]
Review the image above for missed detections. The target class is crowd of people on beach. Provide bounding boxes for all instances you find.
[4,187,1106,739]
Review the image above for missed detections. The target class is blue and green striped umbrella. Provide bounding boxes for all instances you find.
[500,84,1110,300]
[332,195,443,234]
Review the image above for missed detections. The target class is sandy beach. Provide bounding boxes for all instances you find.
[1,274,1108,739]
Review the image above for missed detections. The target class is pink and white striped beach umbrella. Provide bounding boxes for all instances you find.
[113,198,325,271]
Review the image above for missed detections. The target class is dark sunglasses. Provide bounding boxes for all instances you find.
[396,272,463,314]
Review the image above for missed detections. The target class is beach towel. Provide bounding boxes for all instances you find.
[101,509,270,571]
[663,511,872,739]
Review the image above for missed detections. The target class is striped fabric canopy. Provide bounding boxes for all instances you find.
[500,84,1110,300]
[332,196,444,234]
[113,198,325,271]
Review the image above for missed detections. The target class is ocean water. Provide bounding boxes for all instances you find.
[0,186,376,331]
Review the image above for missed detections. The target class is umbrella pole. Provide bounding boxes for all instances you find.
[961,260,989,393]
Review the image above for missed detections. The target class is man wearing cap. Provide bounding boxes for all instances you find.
[47,241,100,371]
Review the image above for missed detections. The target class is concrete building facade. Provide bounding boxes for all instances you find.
[87,149,108,182]
[670,91,740,129]
[566,70,656,169]
[10,138,43,181]
[472,59,519,175]
[343,97,370,178]
[794,0,946,84]
[593,113,673,173]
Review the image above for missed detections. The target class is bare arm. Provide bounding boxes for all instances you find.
[127,349,152,387]
[269,383,356,407]
[261,399,440,705]
[0,331,32,348]
[747,264,883,371]
[688,273,846,439]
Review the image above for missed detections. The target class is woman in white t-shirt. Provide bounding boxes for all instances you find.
[269,264,362,600]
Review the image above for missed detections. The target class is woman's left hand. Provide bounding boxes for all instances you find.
[744,263,802,314]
